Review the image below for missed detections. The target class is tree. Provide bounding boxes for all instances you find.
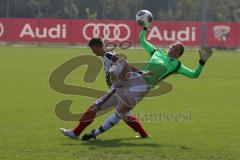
[2,0,240,21]
[207,0,240,22]
[10,0,39,18]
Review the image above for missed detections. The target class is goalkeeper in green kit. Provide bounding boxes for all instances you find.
[138,27,213,88]
[81,26,213,141]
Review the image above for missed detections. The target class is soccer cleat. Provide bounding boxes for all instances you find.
[60,128,79,139]
[82,129,96,141]
[135,135,151,139]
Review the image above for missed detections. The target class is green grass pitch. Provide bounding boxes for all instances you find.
[0,46,240,160]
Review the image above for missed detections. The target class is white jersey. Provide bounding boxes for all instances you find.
[102,51,135,88]
[103,51,132,88]
[103,51,124,88]
[103,52,116,77]
[95,52,149,108]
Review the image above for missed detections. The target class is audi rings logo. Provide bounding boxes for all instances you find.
[0,22,4,37]
[83,23,131,41]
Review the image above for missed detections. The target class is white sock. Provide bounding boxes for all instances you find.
[94,112,121,136]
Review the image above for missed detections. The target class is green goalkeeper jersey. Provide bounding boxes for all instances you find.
[139,29,204,88]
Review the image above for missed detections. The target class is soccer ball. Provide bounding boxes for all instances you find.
[136,10,153,28]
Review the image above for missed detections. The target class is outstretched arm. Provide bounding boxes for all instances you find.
[177,47,213,78]
[139,28,156,56]
[177,64,203,78]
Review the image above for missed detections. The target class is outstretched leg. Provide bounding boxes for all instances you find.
[82,100,147,140]
[61,88,118,139]
[73,104,98,136]
[60,103,98,139]
[82,111,122,141]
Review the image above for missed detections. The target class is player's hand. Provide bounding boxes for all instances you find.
[143,27,150,31]
[198,47,213,65]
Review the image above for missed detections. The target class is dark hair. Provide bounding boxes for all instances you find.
[88,37,104,48]
[179,43,184,56]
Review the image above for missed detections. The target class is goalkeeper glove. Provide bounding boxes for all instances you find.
[198,47,213,65]
[143,27,151,31]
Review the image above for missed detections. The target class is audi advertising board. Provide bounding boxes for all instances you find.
[0,18,239,48]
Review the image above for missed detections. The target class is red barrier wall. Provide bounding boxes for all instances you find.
[0,18,239,48]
